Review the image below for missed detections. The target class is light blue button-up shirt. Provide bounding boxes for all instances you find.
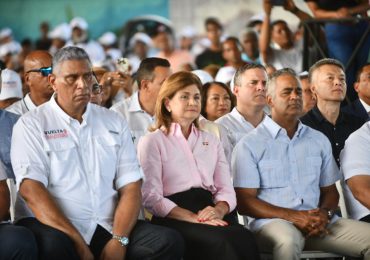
[232,116,340,231]
[0,109,19,179]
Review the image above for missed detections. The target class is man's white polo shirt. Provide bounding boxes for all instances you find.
[6,93,37,115]
[110,91,154,148]
[11,97,143,243]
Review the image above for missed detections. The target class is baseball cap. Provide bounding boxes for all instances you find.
[98,32,117,46]
[0,69,23,100]
[129,32,152,48]
[70,17,88,30]
[49,23,71,41]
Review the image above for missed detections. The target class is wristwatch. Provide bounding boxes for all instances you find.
[112,234,129,247]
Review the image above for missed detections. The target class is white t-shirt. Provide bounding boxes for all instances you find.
[11,97,142,243]
[268,40,303,73]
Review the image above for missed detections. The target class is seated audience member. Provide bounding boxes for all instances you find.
[48,23,71,56]
[11,46,184,260]
[66,17,106,65]
[299,71,316,115]
[216,63,268,149]
[155,30,194,72]
[138,71,260,260]
[305,0,370,101]
[233,68,370,259]
[301,58,365,166]
[343,63,370,121]
[127,32,152,73]
[240,29,261,64]
[0,69,23,109]
[0,161,38,260]
[0,109,38,259]
[200,81,235,121]
[260,0,311,73]
[341,121,370,223]
[195,17,226,69]
[215,37,247,84]
[111,57,171,147]
[6,51,53,114]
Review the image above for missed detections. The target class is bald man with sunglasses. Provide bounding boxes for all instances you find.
[6,50,54,115]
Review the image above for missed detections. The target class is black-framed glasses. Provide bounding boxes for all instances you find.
[92,83,102,94]
[26,66,52,77]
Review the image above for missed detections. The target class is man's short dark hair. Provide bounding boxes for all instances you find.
[136,58,170,89]
[205,17,223,31]
[271,19,288,29]
[233,63,266,87]
[355,62,370,82]
[222,36,243,52]
[308,58,345,83]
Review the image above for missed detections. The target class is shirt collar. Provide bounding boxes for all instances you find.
[263,116,305,139]
[359,98,370,113]
[312,105,346,124]
[24,93,37,111]
[50,94,91,124]
[168,122,199,138]
[128,91,144,113]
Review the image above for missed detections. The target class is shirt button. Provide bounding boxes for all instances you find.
[335,143,339,146]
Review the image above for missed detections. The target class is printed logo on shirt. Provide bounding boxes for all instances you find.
[44,129,68,139]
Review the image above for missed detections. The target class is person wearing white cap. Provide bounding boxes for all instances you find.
[98,31,122,63]
[0,28,22,68]
[216,63,268,151]
[6,51,53,115]
[0,69,23,109]
[66,17,106,65]
[49,23,71,56]
[191,69,213,85]
[127,32,153,74]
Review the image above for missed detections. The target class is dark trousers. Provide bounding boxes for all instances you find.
[152,188,260,260]
[360,214,370,223]
[0,223,38,260]
[17,218,184,260]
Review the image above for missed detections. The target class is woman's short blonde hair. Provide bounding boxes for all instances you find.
[151,71,202,134]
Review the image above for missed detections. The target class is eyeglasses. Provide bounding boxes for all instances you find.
[26,66,52,77]
[92,83,102,95]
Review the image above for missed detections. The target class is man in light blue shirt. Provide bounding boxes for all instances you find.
[233,68,370,260]
[341,121,370,223]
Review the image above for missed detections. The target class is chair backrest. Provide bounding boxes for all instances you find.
[6,178,17,222]
[336,180,348,218]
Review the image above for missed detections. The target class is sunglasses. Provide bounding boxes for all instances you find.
[26,66,52,77]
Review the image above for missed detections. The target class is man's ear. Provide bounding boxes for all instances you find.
[354,82,360,93]
[48,74,57,92]
[233,85,239,96]
[267,95,274,108]
[140,79,149,91]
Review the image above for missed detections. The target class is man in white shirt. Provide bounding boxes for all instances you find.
[6,50,54,115]
[343,63,370,121]
[11,47,183,260]
[216,63,268,149]
[111,57,171,147]
[341,121,370,223]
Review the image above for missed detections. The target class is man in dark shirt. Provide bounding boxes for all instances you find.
[301,58,365,166]
[195,17,225,69]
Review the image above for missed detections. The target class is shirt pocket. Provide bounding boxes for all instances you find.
[258,160,287,188]
[304,156,321,186]
[95,135,121,178]
[45,139,78,185]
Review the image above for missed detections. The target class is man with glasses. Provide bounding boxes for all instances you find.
[6,50,54,115]
[11,47,184,260]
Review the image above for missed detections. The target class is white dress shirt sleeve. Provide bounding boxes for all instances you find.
[10,116,50,189]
